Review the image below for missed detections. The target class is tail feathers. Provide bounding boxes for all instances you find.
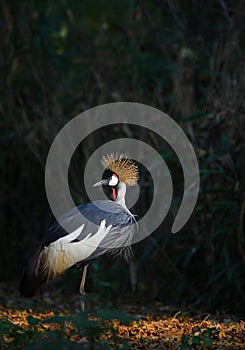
[19,240,76,297]
[19,244,45,297]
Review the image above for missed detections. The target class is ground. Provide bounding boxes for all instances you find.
[0,283,244,349]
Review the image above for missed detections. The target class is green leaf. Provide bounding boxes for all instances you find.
[203,336,212,347]
[27,316,39,326]
[97,309,134,325]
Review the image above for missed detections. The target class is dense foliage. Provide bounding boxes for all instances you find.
[1,0,244,312]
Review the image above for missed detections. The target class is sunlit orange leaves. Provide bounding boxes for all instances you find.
[0,305,244,349]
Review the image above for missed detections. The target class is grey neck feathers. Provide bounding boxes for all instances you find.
[115,182,127,208]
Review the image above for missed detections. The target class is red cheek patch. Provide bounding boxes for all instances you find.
[112,188,117,200]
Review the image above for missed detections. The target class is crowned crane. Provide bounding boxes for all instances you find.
[19,153,139,298]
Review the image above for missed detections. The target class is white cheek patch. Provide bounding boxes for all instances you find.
[108,174,118,186]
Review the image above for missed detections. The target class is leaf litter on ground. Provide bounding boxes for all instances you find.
[0,283,244,349]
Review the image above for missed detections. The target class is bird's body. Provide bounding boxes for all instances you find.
[19,154,139,297]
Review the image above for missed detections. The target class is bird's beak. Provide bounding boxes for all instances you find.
[93,179,109,187]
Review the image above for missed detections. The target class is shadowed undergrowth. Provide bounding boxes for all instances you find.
[1,0,244,316]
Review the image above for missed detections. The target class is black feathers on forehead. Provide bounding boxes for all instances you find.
[102,169,118,180]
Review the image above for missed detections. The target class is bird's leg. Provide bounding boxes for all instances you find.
[79,264,88,311]
[79,264,88,296]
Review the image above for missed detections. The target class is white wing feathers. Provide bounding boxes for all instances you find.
[37,220,111,279]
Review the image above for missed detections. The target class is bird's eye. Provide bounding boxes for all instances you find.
[108,174,119,186]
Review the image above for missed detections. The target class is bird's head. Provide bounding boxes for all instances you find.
[93,153,139,201]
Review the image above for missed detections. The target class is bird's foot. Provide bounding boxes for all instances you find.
[79,287,86,297]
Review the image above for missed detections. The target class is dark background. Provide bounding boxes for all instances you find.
[1,0,244,312]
